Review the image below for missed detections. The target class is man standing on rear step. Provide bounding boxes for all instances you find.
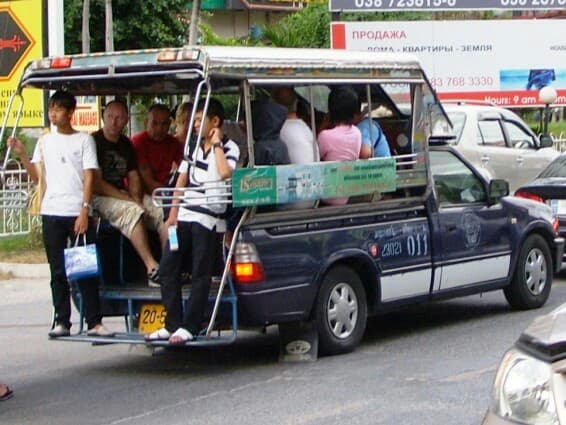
[8,90,113,338]
[144,98,239,344]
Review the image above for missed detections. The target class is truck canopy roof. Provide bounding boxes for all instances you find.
[19,45,426,95]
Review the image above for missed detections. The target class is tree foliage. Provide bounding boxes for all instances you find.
[64,0,189,54]
[261,4,330,48]
[63,1,501,53]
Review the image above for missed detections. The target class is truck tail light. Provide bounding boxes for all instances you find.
[515,191,561,235]
[231,242,265,283]
[553,218,560,235]
[51,57,72,69]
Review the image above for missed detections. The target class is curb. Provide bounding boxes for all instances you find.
[0,262,49,278]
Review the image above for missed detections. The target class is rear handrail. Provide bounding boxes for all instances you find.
[153,153,427,209]
[152,180,232,208]
[0,92,25,186]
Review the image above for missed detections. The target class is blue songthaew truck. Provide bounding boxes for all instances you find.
[0,46,563,359]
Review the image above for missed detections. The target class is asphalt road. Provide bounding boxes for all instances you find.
[1,276,566,425]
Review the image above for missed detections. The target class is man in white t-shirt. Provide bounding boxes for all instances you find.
[8,90,113,338]
[272,86,319,164]
[144,98,239,344]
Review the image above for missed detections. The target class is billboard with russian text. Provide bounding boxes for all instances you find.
[0,0,45,127]
[331,19,566,107]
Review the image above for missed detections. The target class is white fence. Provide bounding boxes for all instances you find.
[0,160,36,237]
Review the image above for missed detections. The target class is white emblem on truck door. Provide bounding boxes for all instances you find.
[461,212,481,248]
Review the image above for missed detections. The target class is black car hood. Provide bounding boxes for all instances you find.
[517,303,566,363]
[517,178,566,199]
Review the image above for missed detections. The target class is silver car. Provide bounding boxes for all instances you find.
[482,303,566,424]
[442,102,558,192]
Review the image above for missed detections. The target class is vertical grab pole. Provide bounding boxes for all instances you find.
[366,84,374,151]
[206,207,250,337]
[242,81,254,167]
[0,92,25,184]
[187,79,211,185]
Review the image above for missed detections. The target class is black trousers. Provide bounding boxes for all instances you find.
[160,221,216,335]
[42,215,102,330]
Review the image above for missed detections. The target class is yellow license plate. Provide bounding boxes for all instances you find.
[138,303,166,334]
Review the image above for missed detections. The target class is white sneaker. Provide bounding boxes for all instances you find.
[48,324,70,338]
[87,324,115,337]
[168,327,194,344]
[144,327,171,341]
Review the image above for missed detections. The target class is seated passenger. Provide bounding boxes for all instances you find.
[132,104,183,195]
[91,100,164,286]
[272,86,319,164]
[250,98,291,166]
[168,101,193,189]
[173,101,193,147]
[317,86,362,205]
[354,103,391,159]
[148,98,240,344]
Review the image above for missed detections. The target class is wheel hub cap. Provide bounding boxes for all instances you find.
[525,247,547,295]
[327,283,358,339]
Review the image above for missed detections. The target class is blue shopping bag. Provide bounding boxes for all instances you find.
[64,234,100,280]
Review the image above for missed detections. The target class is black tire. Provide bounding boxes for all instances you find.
[314,266,367,355]
[504,234,552,310]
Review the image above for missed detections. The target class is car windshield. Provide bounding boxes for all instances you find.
[445,112,466,140]
[539,156,566,178]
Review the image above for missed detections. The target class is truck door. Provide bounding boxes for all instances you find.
[429,150,512,291]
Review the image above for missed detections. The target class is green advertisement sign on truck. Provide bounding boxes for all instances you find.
[232,157,397,207]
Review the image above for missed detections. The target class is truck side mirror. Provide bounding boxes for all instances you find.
[539,134,554,149]
[488,179,509,203]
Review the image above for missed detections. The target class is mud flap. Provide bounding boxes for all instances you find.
[278,321,318,362]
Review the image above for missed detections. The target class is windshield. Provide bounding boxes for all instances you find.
[445,112,466,140]
[539,155,566,178]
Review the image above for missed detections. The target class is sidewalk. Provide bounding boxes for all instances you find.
[0,262,49,278]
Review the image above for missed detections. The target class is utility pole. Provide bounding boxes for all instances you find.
[188,0,201,45]
[105,0,114,52]
[82,0,90,53]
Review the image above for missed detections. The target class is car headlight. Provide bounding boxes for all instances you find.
[491,347,558,425]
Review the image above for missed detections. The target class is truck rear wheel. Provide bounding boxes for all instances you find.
[504,234,552,310]
[315,266,367,355]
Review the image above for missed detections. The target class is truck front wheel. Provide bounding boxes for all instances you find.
[504,234,552,310]
[315,266,367,355]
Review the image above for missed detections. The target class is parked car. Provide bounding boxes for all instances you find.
[516,153,566,265]
[442,101,558,192]
[482,302,566,424]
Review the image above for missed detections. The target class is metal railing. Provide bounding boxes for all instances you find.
[0,162,35,237]
[551,132,566,152]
